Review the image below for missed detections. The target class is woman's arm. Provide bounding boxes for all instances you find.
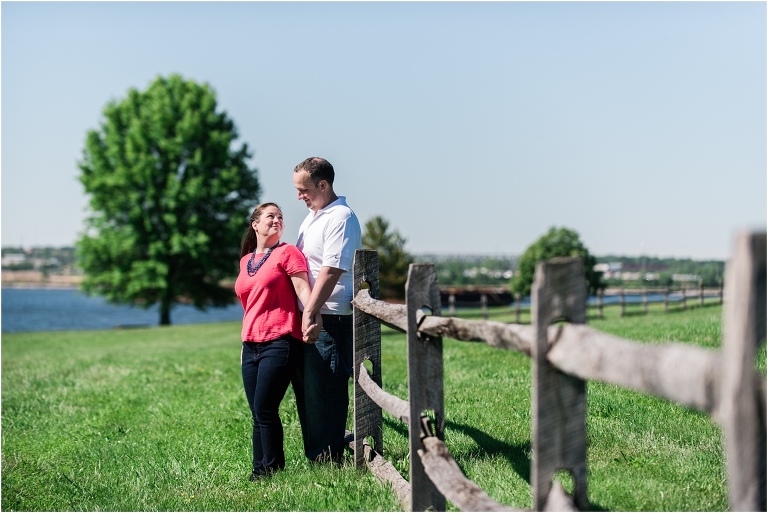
[290,272,322,342]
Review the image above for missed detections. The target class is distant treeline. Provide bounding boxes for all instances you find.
[2,247,725,288]
[595,255,725,287]
[416,254,725,288]
[1,246,78,272]
[415,254,518,287]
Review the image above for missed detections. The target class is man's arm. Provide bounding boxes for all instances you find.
[290,272,321,342]
[302,266,344,337]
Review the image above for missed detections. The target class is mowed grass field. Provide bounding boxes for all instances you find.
[3,301,763,511]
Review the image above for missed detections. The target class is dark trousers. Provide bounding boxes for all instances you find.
[241,336,302,474]
[292,314,353,462]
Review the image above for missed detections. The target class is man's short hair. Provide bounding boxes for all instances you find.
[294,157,335,186]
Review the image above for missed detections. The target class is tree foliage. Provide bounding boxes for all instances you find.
[77,74,260,325]
[362,216,413,300]
[510,226,603,297]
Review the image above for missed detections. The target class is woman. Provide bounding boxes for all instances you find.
[235,202,320,481]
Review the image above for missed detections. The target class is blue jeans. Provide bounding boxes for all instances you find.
[292,314,353,462]
[241,336,302,474]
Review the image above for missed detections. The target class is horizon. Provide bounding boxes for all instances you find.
[0,244,729,263]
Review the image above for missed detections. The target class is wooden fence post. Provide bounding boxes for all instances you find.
[352,250,384,469]
[448,293,456,317]
[718,232,766,511]
[515,292,521,323]
[406,264,445,512]
[481,294,488,320]
[642,287,648,314]
[664,286,669,313]
[620,287,625,317]
[597,289,603,319]
[531,257,588,511]
[719,278,724,305]
[681,284,687,310]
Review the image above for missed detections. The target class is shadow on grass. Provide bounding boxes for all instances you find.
[444,419,531,484]
[447,420,612,511]
[378,417,611,512]
[383,416,409,439]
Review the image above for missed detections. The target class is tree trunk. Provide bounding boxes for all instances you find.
[161,263,176,326]
[160,301,171,325]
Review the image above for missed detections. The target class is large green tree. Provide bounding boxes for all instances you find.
[510,227,604,297]
[77,74,260,325]
[362,216,413,300]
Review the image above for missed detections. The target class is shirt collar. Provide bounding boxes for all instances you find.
[311,196,347,217]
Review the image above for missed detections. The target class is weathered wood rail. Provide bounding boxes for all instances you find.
[349,231,766,511]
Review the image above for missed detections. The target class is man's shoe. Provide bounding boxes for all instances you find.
[249,469,266,481]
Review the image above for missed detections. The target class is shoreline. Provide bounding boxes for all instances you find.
[3,283,80,290]
[3,270,82,290]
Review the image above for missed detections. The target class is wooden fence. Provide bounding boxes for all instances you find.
[345,230,766,512]
[447,284,723,321]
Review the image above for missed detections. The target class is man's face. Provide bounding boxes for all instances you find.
[293,170,327,212]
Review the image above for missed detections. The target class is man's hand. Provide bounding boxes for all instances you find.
[301,266,343,343]
[302,311,322,343]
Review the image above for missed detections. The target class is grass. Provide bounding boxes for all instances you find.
[3,301,762,511]
[1,323,400,511]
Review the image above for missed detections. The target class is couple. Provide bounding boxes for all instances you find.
[234,157,361,481]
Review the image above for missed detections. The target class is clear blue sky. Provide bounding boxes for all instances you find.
[2,1,765,260]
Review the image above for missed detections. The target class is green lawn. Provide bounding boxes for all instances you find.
[3,302,760,511]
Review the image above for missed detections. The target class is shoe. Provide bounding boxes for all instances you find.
[249,469,266,481]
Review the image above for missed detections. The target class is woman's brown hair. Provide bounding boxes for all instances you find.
[240,202,281,257]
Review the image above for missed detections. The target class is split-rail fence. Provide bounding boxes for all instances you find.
[346,231,765,512]
[448,284,723,321]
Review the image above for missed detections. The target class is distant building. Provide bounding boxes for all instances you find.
[415,254,517,266]
[461,267,514,279]
[594,262,622,278]
[2,254,27,267]
[673,273,701,282]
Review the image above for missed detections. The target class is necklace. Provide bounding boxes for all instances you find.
[247,242,279,277]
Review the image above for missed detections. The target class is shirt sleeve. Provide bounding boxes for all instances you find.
[282,245,309,276]
[322,215,358,271]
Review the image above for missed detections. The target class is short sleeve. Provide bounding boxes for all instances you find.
[282,244,309,276]
[322,216,355,271]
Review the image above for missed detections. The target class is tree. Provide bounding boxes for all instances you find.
[77,74,260,325]
[510,227,603,297]
[362,216,413,300]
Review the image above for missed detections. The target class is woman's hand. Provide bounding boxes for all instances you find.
[302,311,322,343]
[291,271,321,343]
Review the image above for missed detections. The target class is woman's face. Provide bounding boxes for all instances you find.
[252,205,284,243]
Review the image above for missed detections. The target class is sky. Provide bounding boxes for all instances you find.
[2,1,766,260]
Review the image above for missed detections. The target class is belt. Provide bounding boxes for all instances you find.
[321,313,352,323]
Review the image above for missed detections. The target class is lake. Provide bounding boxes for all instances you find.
[2,288,245,333]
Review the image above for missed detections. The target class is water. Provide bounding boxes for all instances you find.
[586,293,689,305]
[2,288,244,333]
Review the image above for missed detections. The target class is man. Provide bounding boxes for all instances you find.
[292,157,362,463]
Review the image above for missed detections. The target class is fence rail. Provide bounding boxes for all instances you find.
[348,231,765,511]
[448,284,723,320]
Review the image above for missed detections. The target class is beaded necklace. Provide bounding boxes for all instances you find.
[247,242,280,277]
